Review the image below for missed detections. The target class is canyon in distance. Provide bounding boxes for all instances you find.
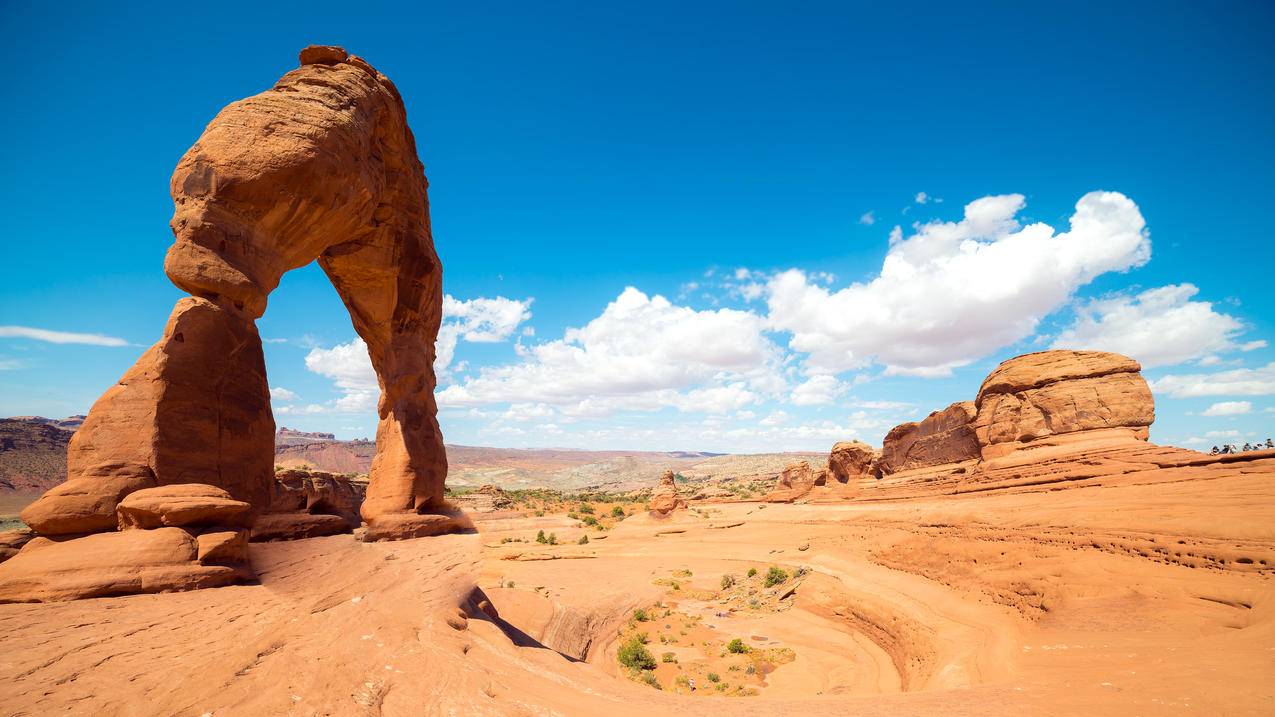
[1,30,1273,717]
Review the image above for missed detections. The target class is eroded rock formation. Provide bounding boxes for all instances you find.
[764,461,823,503]
[2,46,461,601]
[972,350,1154,459]
[879,402,981,474]
[827,441,878,483]
[650,470,688,515]
[453,485,515,514]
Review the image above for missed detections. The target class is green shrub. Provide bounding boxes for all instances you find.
[535,530,547,544]
[547,533,557,545]
[611,505,626,517]
[633,608,649,622]
[707,672,720,683]
[747,568,758,578]
[578,535,589,545]
[617,634,657,670]
[727,638,749,654]
[578,503,594,514]
[764,566,788,587]
[582,515,599,526]
[720,574,736,589]
[661,651,677,663]
[640,671,661,689]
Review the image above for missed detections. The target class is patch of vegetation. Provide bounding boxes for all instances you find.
[673,568,693,578]
[764,566,788,587]
[727,638,749,654]
[611,505,626,518]
[617,634,656,671]
[578,503,595,514]
[707,672,720,683]
[747,567,758,578]
[547,532,557,545]
[633,608,650,622]
[720,574,736,589]
[536,530,547,543]
[578,534,589,545]
[661,651,677,663]
[639,671,661,689]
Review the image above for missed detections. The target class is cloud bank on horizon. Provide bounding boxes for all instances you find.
[263,190,1270,451]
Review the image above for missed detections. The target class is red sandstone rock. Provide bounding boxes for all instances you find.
[880,402,981,475]
[650,470,688,515]
[360,509,473,542]
[251,513,353,542]
[18,46,453,562]
[0,528,245,603]
[196,529,250,565]
[20,472,156,535]
[0,529,33,563]
[972,350,1154,459]
[764,461,821,502]
[268,468,366,528]
[827,441,879,483]
[117,484,252,530]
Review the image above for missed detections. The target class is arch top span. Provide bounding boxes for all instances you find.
[20,46,466,549]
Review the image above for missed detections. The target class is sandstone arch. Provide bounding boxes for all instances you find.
[21,46,462,543]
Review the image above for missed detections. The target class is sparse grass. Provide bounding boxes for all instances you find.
[639,671,661,689]
[673,568,693,578]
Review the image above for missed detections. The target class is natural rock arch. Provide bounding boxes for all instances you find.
[22,46,463,541]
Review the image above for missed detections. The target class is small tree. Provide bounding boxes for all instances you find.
[617,634,657,671]
[547,532,557,545]
[536,530,547,544]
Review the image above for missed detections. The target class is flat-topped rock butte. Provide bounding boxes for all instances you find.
[0,47,1273,717]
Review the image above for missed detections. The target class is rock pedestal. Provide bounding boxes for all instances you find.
[650,470,688,515]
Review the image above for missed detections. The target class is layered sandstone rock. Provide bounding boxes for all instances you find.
[0,529,33,564]
[6,46,455,600]
[879,402,981,475]
[764,461,822,503]
[0,528,248,603]
[251,468,368,541]
[972,351,1154,459]
[650,471,688,515]
[117,484,252,530]
[827,441,879,483]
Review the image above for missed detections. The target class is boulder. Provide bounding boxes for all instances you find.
[20,471,156,535]
[827,441,879,482]
[453,484,514,513]
[116,484,251,530]
[879,402,981,475]
[972,350,1154,459]
[196,529,250,565]
[268,468,366,528]
[250,513,352,542]
[764,461,821,502]
[0,529,34,564]
[0,528,247,603]
[650,470,688,515]
[359,509,474,542]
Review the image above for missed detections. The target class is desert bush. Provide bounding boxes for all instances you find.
[578,535,589,545]
[747,568,758,578]
[582,515,599,526]
[610,505,625,517]
[707,672,720,683]
[578,503,594,514]
[764,567,788,587]
[727,638,749,654]
[640,671,661,689]
[673,568,693,577]
[720,574,736,589]
[535,530,547,543]
[547,533,557,545]
[617,634,657,671]
[633,608,650,622]
[661,651,677,663]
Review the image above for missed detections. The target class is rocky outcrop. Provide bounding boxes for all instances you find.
[453,485,514,513]
[117,484,252,530]
[650,471,688,515]
[252,468,368,541]
[0,529,33,564]
[827,441,879,483]
[972,351,1154,459]
[764,461,823,503]
[879,402,981,475]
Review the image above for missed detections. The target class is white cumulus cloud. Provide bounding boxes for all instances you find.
[790,375,847,406]
[1201,401,1252,417]
[436,287,781,415]
[1051,284,1245,367]
[766,191,1152,376]
[1150,363,1275,398]
[269,387,299,401]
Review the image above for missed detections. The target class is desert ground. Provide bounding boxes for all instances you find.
[3,444,1273,716]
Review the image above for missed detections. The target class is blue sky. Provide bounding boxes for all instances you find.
[2,1,1273,452]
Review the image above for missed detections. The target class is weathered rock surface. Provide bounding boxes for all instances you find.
[20,472,156,535]
[360,509,473,542]
[0,528,245,603]
[879,402,981,475]
[0,529,33,563]
[16,45,454,562]
[268,468,366,528]
[764,461,822,503]
[827,441,879,483]
[117,484,251,530]
[972,350,1154,459]
[251,513,352,542]
[650,470,688,515]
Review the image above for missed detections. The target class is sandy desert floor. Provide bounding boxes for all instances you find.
[2,453,1274,716]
